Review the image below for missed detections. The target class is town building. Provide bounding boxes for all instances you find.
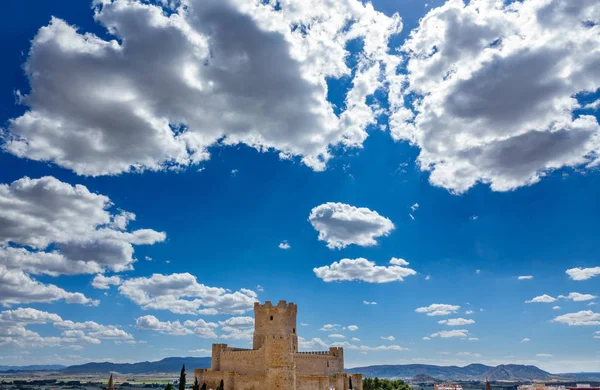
[194,300,362,390]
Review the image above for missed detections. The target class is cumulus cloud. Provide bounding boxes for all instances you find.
[525,294,556,303]
[308,203,395,249]
[329,334,345,339]
[518,276,534,280]
[347,325,359,331]
[553,306,561,310]
[320,324,340,331]
[521,338,530,343]
[380,336,395,341]
[536,353,553,357]
[91,274,122,290]
[363,301,377,305]
[438,318,475,326]
[314,257,416,283]
[430,329,469,338]
[218,316,254,340]
[415,304,460,316]
[278,241,290,250]
[0,266,98,307]
[135,315,218,338]
[559,292,597,302]
[118,272,258,315]
[0,176,165,280]
[4,0,401,175]
[553,310,600,326]
[566,267,600,281]
[0,308,132,348]
[391,0,600,193]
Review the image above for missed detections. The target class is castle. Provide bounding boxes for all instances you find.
[194,300,362,390]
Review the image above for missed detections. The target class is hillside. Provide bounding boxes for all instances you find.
[61,357,211,374]
[346,364,492,380]
[347,363,553,380]
[483,364,553,381]
[0,365,66,372]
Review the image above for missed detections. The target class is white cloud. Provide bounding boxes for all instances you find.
[415,304,460,316]
[314,258,416,283]
[566,267,600,281]
[525,294,557,303]
[329,334,345,339]
[278,241,290,250]
[465,310,474,315]
[422,337,431,340]
[0,308,132,348]
[0,176,165,279]
[135,315,218,337]
[298,337,329,350]
[380,336,395,341]
[391,0,600,193]
[438,318,475,326]
[4,0,401,175]
[457,352,481,358]
[553,306,561,310]
[319,324,340,331]
[363,301,377,305]
[347,325,359,331]
[518,275,534,280]
[389,258,410,266]
[594,331,600,339]
[189,349,212,354]
[475,270,481,275]
[430,329,469,338]
[411,203,419,212]
[521,338,531,343]
[468,338,478,341]
[218,316,254,340]
[118,273,258,315]
[91,274,122,290]
[559,292,597,302]
[536,353,553,357]
[0,266,98,307]
[351,337,360,342]
[553,310,600,326]
[588,302,597,306]
[308,203,395,249]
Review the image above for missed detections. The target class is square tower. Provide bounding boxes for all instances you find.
[253,300,298,352]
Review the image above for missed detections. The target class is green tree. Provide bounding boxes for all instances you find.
[363,377,411,390]
[192,377,199,390]
[179,365,186,390]
[216,379,224,390]
[164,384,173,390]
[200,384,206,390]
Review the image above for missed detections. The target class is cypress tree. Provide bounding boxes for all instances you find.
[192,377,199,390]
[164,384,173,390]
[216,379,224,390]
[179,365,186,390]
[200,384,206,390]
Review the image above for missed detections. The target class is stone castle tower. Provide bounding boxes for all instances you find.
[195,300,361,390]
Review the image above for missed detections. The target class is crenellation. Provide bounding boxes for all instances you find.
[195,300,362,390]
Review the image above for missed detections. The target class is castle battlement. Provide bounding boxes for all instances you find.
[195,300,362,390]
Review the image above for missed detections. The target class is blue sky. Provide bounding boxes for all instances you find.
[0,0,599,373]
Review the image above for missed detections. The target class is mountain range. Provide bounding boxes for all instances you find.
[1,358,598,381]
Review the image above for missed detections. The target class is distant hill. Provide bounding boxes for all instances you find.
[483,364,553,381]
[0,365,66,372]
[347,364,492,380]
[61,357,211,374]
[411,373,441,383]
[347,363,553,380]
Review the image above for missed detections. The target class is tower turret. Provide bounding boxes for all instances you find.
[253,300,298,351]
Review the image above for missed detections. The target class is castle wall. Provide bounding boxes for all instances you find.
[294,350,343,376]
[219,348,266,376]
[297,376,330,390]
